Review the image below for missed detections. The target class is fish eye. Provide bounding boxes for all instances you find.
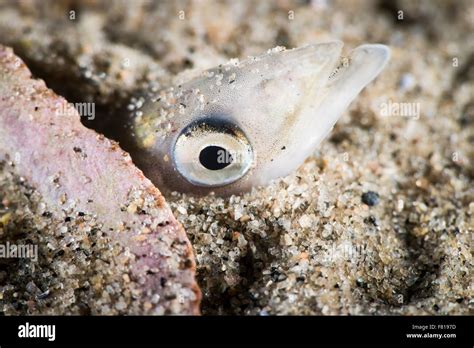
[173,118,253,187]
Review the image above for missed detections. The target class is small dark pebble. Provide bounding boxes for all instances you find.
[64,216,72,222]
[296,276,305,282]
[270,267,281,282]
[356,279,367,289]
[160,277,167,287]
[433,304,440,311]
[361,191,380,206]
[364,215,379,226]
[456,298,463,303]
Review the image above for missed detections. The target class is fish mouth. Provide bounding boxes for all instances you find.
[278,41,390,132]
[254,42,390,185]
[285,42,390,100]
[311,43,391,137]
[328,44,391,93]
[289,42,391,135]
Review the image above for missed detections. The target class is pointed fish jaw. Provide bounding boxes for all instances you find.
[254,44,390,186]
[308,44,391,145]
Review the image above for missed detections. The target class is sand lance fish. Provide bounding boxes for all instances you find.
[130,41,390,195]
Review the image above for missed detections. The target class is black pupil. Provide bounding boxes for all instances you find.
[199,146,233,170]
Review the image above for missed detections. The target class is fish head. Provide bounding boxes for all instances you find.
[132,41,390,195]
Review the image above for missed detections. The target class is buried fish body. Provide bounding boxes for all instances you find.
[130,41,390,196]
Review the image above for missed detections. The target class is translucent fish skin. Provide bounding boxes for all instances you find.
[131,41,390,196]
